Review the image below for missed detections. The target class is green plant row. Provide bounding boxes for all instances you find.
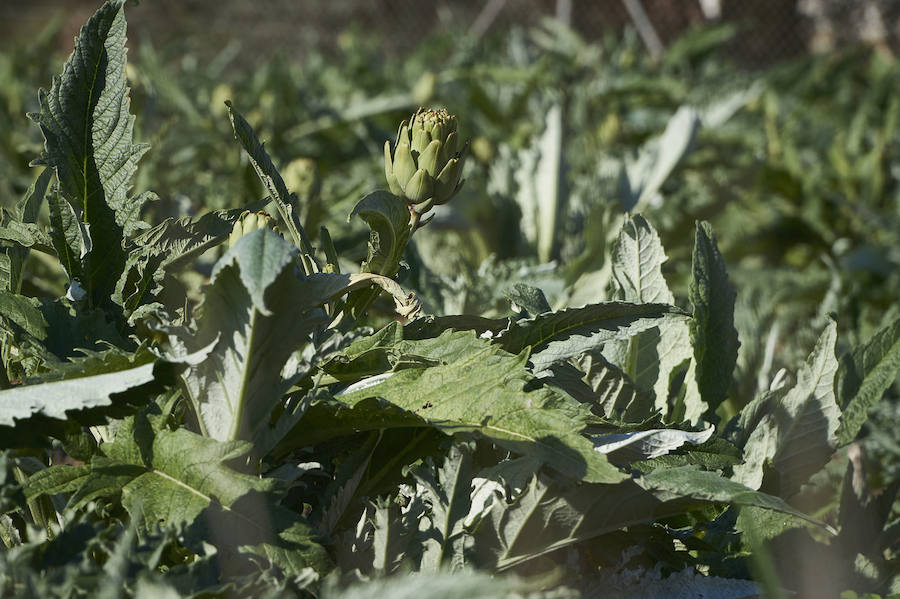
[1,2,899,598]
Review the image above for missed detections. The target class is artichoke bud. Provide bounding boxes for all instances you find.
[228,210,275,248]
[282,157,320,198]
[411,71,437,106]
[384,107,468,211]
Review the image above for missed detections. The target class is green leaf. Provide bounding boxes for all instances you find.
[132,207,254,273]
[349,192,411,276]
[541,353,651,422]
[498,302,688,375]
[0,219,53,252]
[473,466,822,571]
[17,167,53,224]
[504,283,551,316]
[732,321,840,497]
[115,209,251,311]
[592,426,714,464]
[343,191,413,320]
[225,101,314,256]
[689,221,739,419]
[407,442,474,572]
[30,0,148,307]
[47,190,88,286]
[22,464,91,502]
[611,215,673,305]
[84,426,330,576]
[330,330,625,483]
[606,216,697,417]
[619,106,699,212]
[171,229,342,445]
[0,351,176,449]
[836,315,900,445]
[0,292,48,340]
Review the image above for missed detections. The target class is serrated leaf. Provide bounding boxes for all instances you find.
[349,191,411,277]
[554,352,651,420]
[473,466,822,570]
[732,321,840,496]
[226,101,313,255]
[0,220,53,253]
[79,426,330,576]
[498,302,688,375]
[171,229,343,445]
[836,315,900,445]
[317,432,378,537]
[0,292,48,340]
[31,0,148,307]
[408,442,474,572]
[115,207,261,312]
[22,464,91,502]
[332,330,625,483]
[133,207,252,273]
[0,351,176,449]
[606,216,696,417]
[611,215,673,305]
[370,497,422,575]
[689,221,739,419]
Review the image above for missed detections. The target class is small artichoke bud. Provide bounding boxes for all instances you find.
[228,210,275,248]
[384,107,468,213]
[283,157,321,198]
[210,83,233,119]
[411,71,437,106]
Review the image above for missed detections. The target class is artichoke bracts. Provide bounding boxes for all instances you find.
[384,107,467,229]
[228,210,275,248]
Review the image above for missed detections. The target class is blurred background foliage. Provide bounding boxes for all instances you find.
[1,0,899,587]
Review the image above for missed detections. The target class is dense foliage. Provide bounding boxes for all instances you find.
[1,2,899,597]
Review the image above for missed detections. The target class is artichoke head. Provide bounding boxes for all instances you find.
[228,210,275,248]
[384,107,467,211]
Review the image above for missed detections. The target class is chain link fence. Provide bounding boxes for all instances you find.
[2,0,898,67]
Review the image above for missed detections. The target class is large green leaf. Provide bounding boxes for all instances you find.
[30,0,148,308]
[115,207,254,311]
[610,215,673,304]
[407,442,474,572]
[732,321,840,497]
[836,315,900,445]
[472,466,821,571]
[76,424,329,576]
[171,229,345,445]
[326,330,625,483]
[498,302,688,375]
[605,215,697,418]
[0,349,176,449]
[689,221,739,420]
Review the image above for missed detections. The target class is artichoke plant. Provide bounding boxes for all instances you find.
[384,107,467,228]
